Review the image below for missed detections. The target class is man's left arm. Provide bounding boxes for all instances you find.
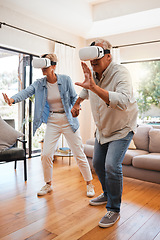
[75,62,132,110]
[108,69,132,110]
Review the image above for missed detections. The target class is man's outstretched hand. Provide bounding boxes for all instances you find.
[75,62,96,91]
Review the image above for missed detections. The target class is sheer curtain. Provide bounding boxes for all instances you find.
[55,43,75,80]
[112,47,121,64]
[54,43,76,149]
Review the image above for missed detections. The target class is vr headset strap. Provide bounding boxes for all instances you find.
[51,61,56,65]
[104,49,110,54]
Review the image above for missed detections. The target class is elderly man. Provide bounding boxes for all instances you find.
[71,39,138,228]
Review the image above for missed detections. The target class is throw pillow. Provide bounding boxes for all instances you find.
[149,128,160,153]
[128,139,136,149]
[0,117,24,152]
[133,124,153,151]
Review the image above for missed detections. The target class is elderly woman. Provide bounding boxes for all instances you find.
[2,53,95,197]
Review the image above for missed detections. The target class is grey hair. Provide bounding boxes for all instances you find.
[42,53,58,63]
[91,39,112,50]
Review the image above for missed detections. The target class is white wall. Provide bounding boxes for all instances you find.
[0,6,81,54]
[92,0,160,21]
[107,27,160,62]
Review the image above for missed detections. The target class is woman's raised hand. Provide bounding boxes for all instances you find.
[2,93,14,106]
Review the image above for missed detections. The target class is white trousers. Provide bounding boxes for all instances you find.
[41,113,93,183]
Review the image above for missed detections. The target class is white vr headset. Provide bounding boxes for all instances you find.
[32,58,56,69]
[79,46,110,61]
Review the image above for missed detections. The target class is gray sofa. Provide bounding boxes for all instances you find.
[84,125,160,184]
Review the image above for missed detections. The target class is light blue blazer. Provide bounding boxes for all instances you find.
[12,74,79,135]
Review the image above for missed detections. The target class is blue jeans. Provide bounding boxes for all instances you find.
[93,131,134,213]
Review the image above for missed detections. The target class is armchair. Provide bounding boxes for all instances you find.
[0,119,27,181]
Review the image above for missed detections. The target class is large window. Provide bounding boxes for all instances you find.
[0,48,42,157]
[124,60,160,125]
[0,50,21,130]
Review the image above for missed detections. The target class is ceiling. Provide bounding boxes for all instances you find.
[0,0,160,39]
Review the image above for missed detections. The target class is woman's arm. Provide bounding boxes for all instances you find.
[2,83,36,105]
[11,84,35,103]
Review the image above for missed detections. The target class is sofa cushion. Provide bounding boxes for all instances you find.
[132,153,160,171]
[84,144,94,158]
[149,129,160,153]
[123,149,149,165]
[133,125,153,151]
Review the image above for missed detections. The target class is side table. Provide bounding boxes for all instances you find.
[54,148,73,165]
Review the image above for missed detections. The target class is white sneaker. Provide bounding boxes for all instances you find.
[37,184,53,196]
[87,184,95,197]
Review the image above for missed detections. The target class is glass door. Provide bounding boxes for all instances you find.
[0,47,41,157]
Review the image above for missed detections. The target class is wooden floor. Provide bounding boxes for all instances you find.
[0,156,160,240]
